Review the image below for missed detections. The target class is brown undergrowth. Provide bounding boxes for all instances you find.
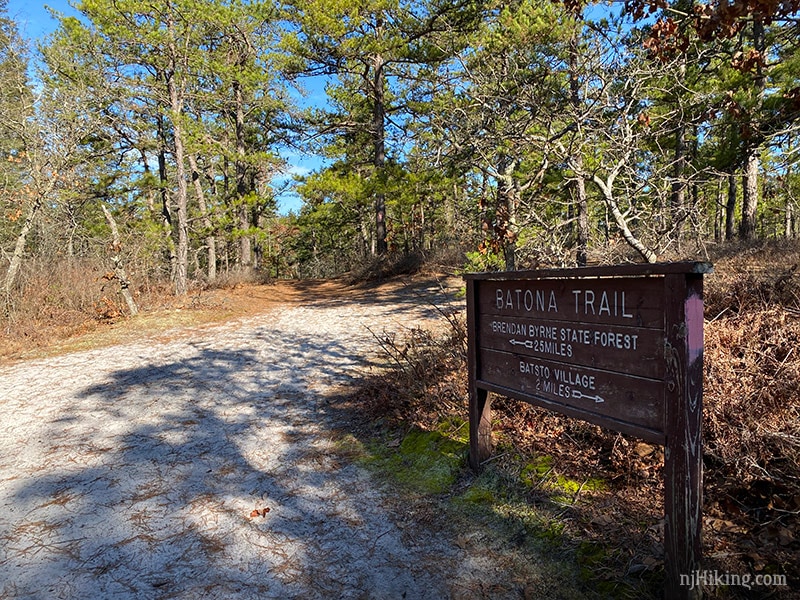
[0,259,172,359]
[701,243,800,596]
[0,259,298,362]
[347,242,800,599]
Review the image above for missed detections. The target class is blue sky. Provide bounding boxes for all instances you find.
[7,0,74,40]
[6,0,319,215]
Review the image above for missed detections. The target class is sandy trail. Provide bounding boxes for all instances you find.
[0,279,581,599]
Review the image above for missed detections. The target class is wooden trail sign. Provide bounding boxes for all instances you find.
[464,262,712,599]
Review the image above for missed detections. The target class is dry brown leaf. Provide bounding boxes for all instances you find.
[634,442,655,458]
[708,518,745,534]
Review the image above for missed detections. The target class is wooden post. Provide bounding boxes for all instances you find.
[469,388,492,472]
[467,279,492,471]
[663,273,704,599]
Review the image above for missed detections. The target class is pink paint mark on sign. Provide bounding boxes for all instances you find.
[685,293,704,364]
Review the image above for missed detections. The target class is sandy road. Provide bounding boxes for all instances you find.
[0,279,583,600]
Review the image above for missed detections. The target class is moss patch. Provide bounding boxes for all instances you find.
[521,456,555,483]
[435,416,469,443]
[460,485,496,505]
[521,455,606,503]
[368,428,467,495]
[333,433,369,460]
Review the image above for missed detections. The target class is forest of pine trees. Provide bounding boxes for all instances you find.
[1,0,799,306]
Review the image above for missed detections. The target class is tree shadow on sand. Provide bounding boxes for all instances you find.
[2,330,460,599]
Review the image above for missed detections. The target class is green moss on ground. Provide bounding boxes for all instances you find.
[521,455,606,504]
[366,428,467,495]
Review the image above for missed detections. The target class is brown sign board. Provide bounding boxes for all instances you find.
[465,262,712,600]
[473,275,667,441]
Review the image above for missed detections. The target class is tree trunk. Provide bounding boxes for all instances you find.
[785,153,795,239]
[138,148,156,214]
[167,73,189,295]
[740,153,759,240]
[569,29,588,267]
[234,78,252,268]
[725,173,737,240]
[715,178,723,243]
[157,116,178,282]
[593,173,657,263]
[672,127,687,249]
[573,160,589,267]
[569,29,589,267]
[188,153,217,281]
[740,17,765,242]
[100,203,139,316]
[446,182,457,232]
[497,162,519,271]
[3,196,42,313]
[372,51,388,255]
[670,55,689,250]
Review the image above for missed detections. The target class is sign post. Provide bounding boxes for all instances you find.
[465,262,712,599]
